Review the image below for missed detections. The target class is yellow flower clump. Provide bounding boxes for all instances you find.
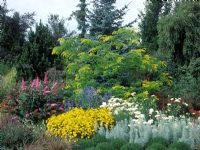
[46,107,114,140]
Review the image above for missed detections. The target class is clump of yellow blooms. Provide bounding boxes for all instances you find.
[46,107,114,140]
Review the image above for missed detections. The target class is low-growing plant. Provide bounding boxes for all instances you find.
[120,143,143,150]
[47,107,114,140]
[147,137,169,148]
[0,114,35,149]
[95,142,115,150]
[99,117,200,149]
[85,147,96,150]
[110,138,127,149]
[73,140,95,150]
[146,143,167,150]
[24,135,72,150]
[0,67,16,102]
[2,72,65,122]
[168,142,191,150]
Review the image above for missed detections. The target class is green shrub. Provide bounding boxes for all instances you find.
[96,142,115,150]
[169,74,200,103]
[168,142,191,150]
[73,140,94,150]
[146,143,167,150]
[147,137,169,147]
[0,67,16,102]
[73,134,109,150]
[90,134,109,145]
[120,143,143,150]
[85,147,96,150]
[110,138,127,149]
[0,114,35,149]
[0,63,10,75]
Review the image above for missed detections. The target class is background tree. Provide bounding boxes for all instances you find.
[48,14,69,44]
[139,0,164,53]
[158,1,200,75]
[69,0,88,38]
[18,21,54,79]
[158,1,200,102]
[0,0,35,62]
[88,0,129,37]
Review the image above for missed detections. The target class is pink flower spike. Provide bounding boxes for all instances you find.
[51,82,58,90]
[31,79,36,88]
[35,77,40,90]
[43,85,50,95]
[44,72,48,85]
[21,78,26,91]
[50,103,58,107]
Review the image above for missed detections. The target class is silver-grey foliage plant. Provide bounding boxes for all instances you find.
[98,117,200,149]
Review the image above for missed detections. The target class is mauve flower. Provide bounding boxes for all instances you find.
[49,103,58,107]
[59,107,64,111]
[43,86,50,95]
[31,79,36,88]
[21,78,26,91]
[35,77,40,90]
[44,72,48,85]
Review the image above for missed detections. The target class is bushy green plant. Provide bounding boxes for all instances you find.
[110,138,127,149]
[85,147,96,150]
[147,137,169,147]
[52,28,171,101]
[120,143,143,150]
[146,143,167,150]
[95,142,115,150]
[73,134,109,150]
[2,73,65,122]
[0,114,35,149]
[168,74,200,103]
[0,67,17,102]
[73,140,94,150]
[0,62,10,76]
[168,142,191,150]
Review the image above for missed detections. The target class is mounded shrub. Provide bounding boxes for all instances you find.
[110,138,127,149]
[146,143,167,150]
[96,142,115,150]
[147,137,169,147]
[120,143,143,150]
[168,142,191,150]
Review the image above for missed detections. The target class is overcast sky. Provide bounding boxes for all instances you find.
[5,0,145,31]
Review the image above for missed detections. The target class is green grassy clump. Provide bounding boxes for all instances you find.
[168,142,191,150]
[120,143,143,150]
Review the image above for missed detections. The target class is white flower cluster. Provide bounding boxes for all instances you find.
[100,96,183,125]
[100,96,143,119]
[169,97,189,107]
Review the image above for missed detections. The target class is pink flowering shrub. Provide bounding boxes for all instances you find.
[2,72,65,122]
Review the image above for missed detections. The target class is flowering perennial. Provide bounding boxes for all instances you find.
[46,107,114,140]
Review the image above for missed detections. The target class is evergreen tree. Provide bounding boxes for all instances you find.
[18,21,54,79]
[0,0,35,62]
[88,0,129,37]
[70,0,88,38]
[139,0,164,52]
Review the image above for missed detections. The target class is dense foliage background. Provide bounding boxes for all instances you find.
[0,0,200,149]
